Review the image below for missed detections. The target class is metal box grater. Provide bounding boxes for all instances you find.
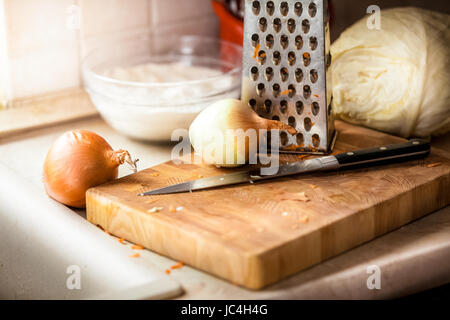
[241,0,335,154]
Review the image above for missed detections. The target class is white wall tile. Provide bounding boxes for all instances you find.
[0,0,11,108]
[149,0,215,26]
[79,26,151,58]
[9,42,80,98]
[5,0,77,52]
[150,0,219,39]
[79,0,149,38]
[152,16,219,38]
[2,0,220,100]
[79,0,219,58]
[4,0,81,99]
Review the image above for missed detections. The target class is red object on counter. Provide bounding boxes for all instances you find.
[212,0,335,47]
[211,0,244,46]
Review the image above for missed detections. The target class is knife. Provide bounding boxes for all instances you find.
[138,139,430,196]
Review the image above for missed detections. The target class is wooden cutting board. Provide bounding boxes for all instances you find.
[86,121,450,289]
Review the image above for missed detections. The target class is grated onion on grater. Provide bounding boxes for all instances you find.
[241,0,336,154]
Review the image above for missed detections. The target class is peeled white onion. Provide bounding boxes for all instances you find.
[189,99,296,167]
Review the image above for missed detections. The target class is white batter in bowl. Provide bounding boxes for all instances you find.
[82,35,242,141]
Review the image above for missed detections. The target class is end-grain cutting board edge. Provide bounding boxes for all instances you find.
[86,121,450,289]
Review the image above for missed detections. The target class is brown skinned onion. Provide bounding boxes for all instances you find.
[43,130,137,208]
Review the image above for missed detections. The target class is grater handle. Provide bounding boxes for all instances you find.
[335,139,430,168]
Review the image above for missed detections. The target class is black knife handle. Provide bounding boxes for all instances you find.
[334,139,430,168]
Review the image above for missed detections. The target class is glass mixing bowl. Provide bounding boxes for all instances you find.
[82,35,242,141]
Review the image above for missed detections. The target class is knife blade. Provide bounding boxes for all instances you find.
[138,139,430,196]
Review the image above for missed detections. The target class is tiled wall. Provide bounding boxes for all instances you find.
[2,0,447,104]
[0,0,218,103]
[0,0,9,108]
[4,0,80,101]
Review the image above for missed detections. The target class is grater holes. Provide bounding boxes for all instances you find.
[287,19,296,33]
[295,35,303,50]
[264,99,272,114]
[328,102,332,116]
[288,84,296,98]
[309,36,318,50]
[256,104,265,116]
[295,68,303,82]
[272,83,281,97]
[257,50,266,65]
[259,17,267,32]
[312,134,320,147]
[280,131,289,146]
[303,85,311,99]
[296,101,304,115]
[280,2,289,16]
[266,1,275,15]
[280,34,289,49]
[308,2,317,17]
[304,117,312,131]
[273,18,281,33]
[251,34,260,47]
[265,34,274,49]
[303,52,311,67]
[272,115,280,121]
[249,99,257,110]
[294,2,303,16]
[296,133,304,145]
[288,51,296,66]
[280,67,289,82]
[265,130,272,144]
[288,116,296,128]
[280,100,288,114]
[302,19,310,34]
[256,83,265,97]
[312,102,320,116]
[310,69,318,83]
[327,52,332,67]
[252,1,261,15]
[273,51,281,65]
[265,67,274,81]
[250,66,259,81]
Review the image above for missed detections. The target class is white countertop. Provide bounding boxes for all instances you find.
[1,116,449,299]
